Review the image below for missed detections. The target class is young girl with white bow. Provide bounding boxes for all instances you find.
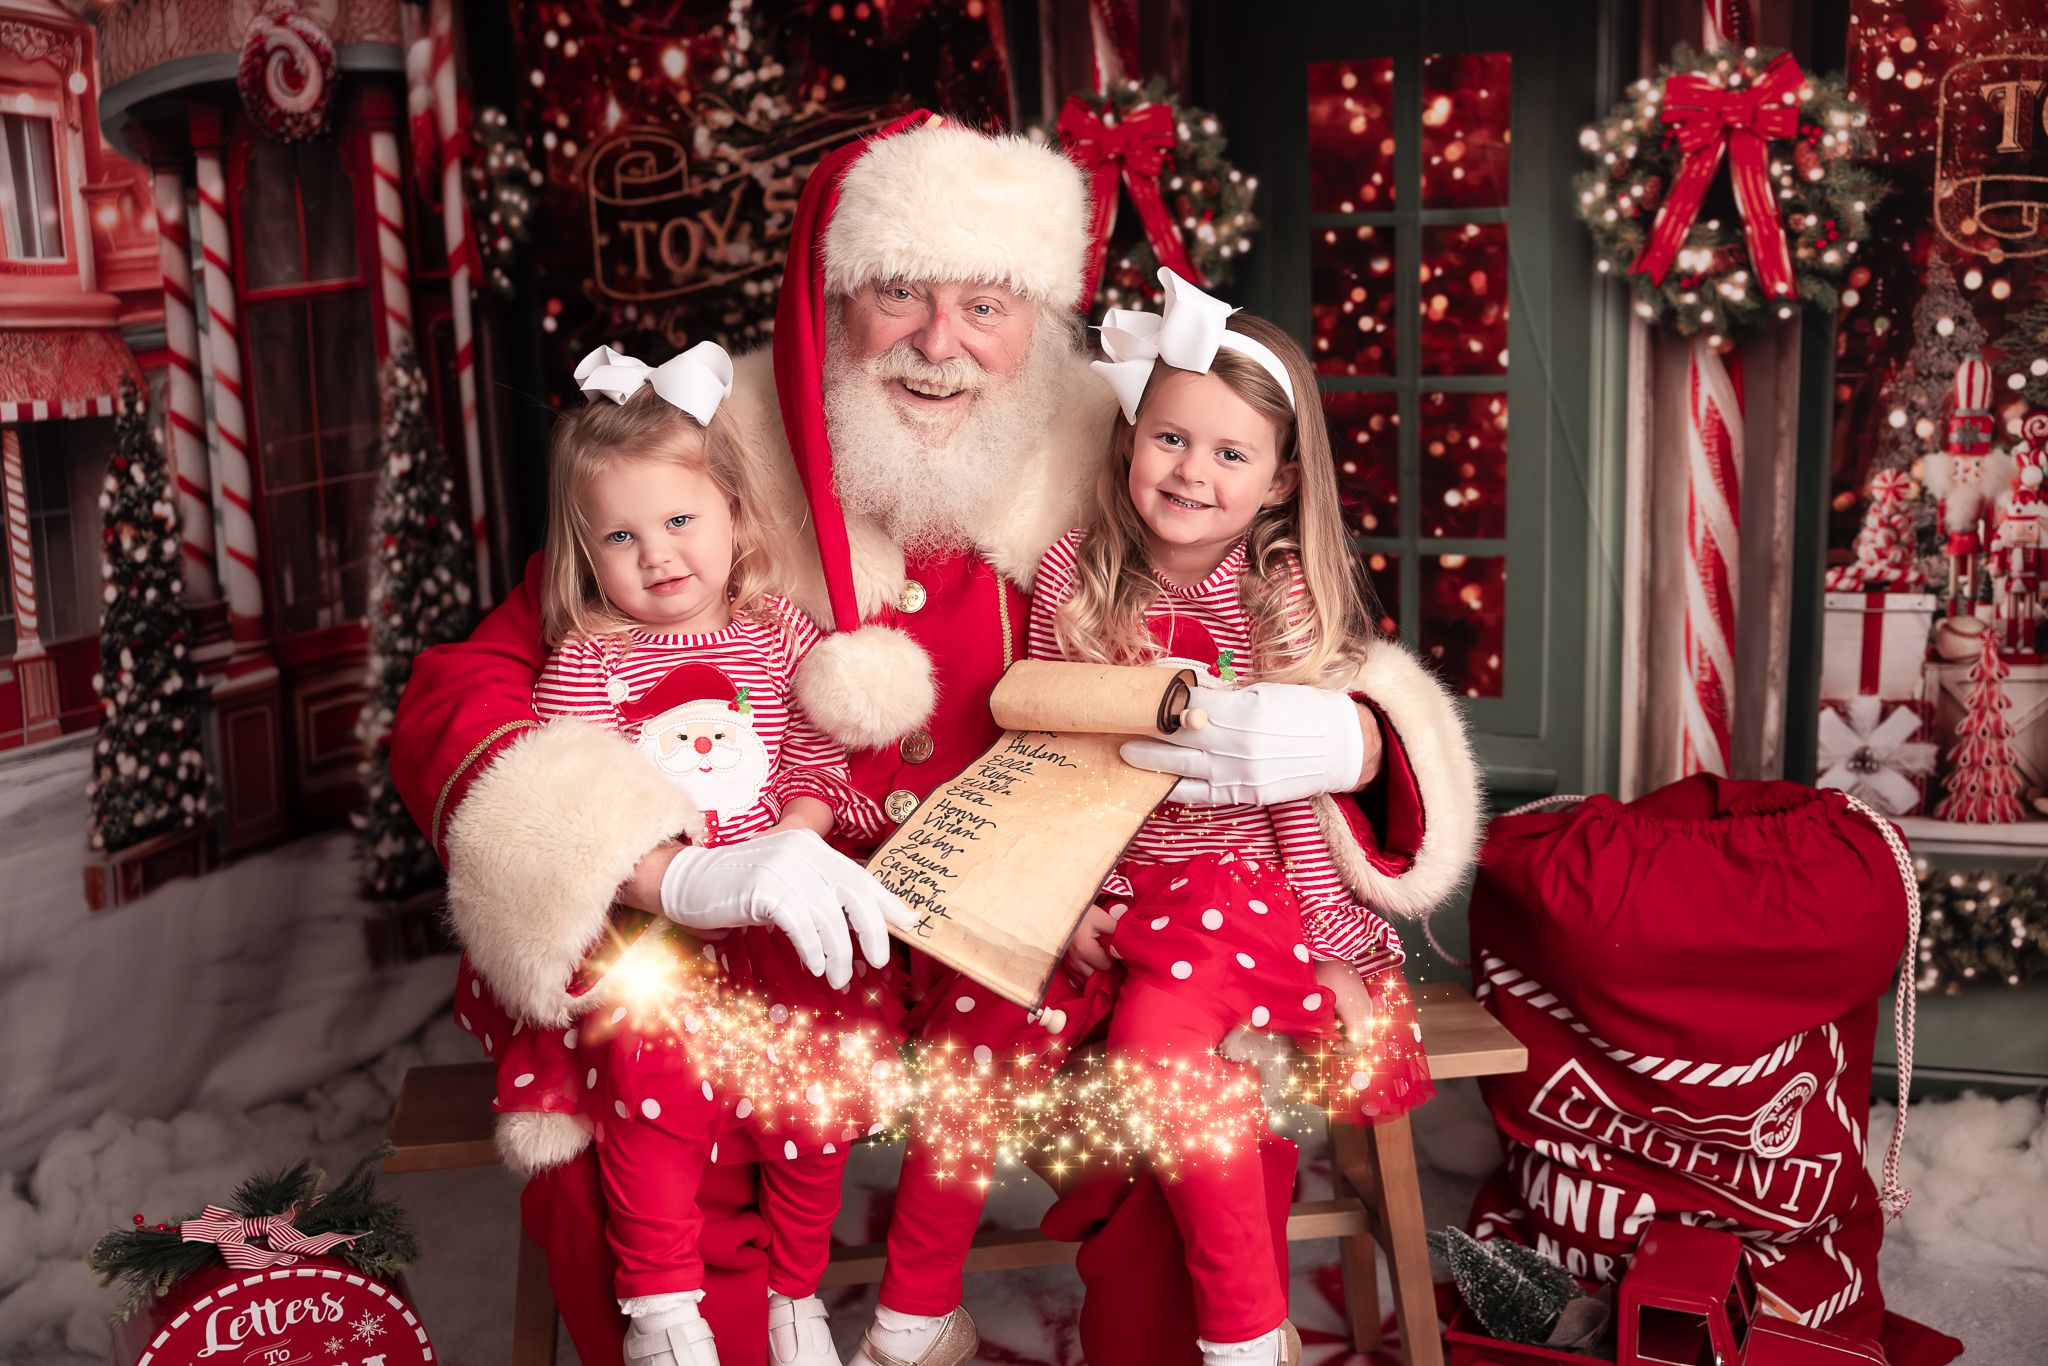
[854,276,1432,1366]
[518,342,909,1366]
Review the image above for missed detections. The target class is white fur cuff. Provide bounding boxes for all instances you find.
[444,720,705,1027]
[497,1111,592,1176]
[793,625,937,751]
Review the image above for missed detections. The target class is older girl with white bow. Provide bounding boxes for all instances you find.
[517,342,908,1366]
[853,276,1432,1366]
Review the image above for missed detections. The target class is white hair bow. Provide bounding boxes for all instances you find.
[574,342,734,426]
[1090,268,1297,425]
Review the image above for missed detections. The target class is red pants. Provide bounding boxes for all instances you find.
[596,1047,848,1300]
[881,972,1283,1344]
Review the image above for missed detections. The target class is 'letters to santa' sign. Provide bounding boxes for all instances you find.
[867,661,1196,1011]
[111,1257,433,1366]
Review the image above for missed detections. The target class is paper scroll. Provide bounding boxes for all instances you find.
[867,660,1200,1010]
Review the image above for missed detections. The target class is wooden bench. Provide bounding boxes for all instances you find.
[385,980,1524,1366]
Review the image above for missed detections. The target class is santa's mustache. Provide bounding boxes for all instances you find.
[864,342,993,396]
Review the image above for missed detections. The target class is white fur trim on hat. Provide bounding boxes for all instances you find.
[444,719,705,1027]
[793,625,937,751]
[824,122,1090,310]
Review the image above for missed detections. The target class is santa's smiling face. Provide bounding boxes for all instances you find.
[637,700,770,816]
[825,280,1079,551]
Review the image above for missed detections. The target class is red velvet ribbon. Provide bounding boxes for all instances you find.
[1057,98,1203,304]
[1631,53,1803,300]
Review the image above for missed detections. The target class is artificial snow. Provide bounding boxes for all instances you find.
[1871,1093,2048,1274]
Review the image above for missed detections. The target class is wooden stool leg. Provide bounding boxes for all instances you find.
[1366,1115,1443,1366]
[1331,1121,1384,1353]
[513,1229,561,1366]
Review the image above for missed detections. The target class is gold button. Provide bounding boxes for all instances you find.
[885,789,920,823]
[899,729,934,763]
[897,579,928,613]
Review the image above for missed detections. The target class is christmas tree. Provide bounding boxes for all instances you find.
[88,381,213,853]
[1825,469,1928,590]
[354,341,476,900]
[1994,300,2048,411]
[1933,628,2026,824]
[1428,1226,1578,1345]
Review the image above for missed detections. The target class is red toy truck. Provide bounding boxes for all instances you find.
[1446,1222,1886,1366]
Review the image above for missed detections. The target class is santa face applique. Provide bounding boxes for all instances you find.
[618,662,773,818]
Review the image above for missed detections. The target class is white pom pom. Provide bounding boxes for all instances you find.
[792,626,936,750]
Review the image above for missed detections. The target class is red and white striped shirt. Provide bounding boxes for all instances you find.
[1030,530,1401,972]
[535,596,884,846]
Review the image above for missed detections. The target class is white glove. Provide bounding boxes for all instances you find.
[658,831,916,989]
[1120,682,1366,806]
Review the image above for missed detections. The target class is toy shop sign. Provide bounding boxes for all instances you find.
[586,127,808,303]
[1938,50,2048,260]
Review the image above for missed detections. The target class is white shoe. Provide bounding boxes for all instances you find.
[624,1312,720,1366]
[768,1292,842,1365]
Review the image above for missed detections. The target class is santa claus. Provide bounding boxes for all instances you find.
[389,112,1481,1366]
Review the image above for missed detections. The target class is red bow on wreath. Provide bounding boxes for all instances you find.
[181,1202,364,1270]
[1631,52,1803,302]
[1058,98,1204,304]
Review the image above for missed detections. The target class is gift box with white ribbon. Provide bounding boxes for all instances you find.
[1821,592,1939,701]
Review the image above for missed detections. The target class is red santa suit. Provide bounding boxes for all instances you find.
[387,111,1483,1366]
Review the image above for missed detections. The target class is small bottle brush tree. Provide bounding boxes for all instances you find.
[1933,628,2026,824]
[354,341,476,900]
[89,381,213,852]
[1825,471,1928,591]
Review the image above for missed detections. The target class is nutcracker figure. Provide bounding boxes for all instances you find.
[1994,441,2044,656]
[1923,358,2013,617]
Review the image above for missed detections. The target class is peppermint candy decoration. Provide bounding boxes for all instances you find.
[238,0,337,143]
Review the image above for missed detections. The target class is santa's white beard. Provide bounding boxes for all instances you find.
[823,307,1075,552]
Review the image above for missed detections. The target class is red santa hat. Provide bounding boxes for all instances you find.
[617,662,743,725]
[776,112,1091,747]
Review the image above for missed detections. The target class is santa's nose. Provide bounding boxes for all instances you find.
[694,736,714,754]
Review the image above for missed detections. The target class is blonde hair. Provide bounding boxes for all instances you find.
[1054,313,1382,685]
[540,384,791,648]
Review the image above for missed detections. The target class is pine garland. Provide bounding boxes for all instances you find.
[1914,864,2048,993]
[353,341,477,900]
[470,105,538,298]
[1046,76,1262,319]
[88,381,214,853]
[1429,1226,1579,1345]
[1575,44,1885,337]
[87,1146,420,1323]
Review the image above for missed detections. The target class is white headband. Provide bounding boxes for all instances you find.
[574,342,734,426]
[1091,268,1297,425]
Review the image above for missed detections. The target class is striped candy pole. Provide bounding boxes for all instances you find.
[430,0,491,608]
[2,429,40,656]
[154,165,220,604]
[1681,339,1744,778]
[192,135,266,646]
[369,128,414,355]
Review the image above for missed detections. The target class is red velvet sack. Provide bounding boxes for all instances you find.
[1465,776,1916,1342]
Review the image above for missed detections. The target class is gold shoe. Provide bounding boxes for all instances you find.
[850,1307,978,1366]
[1279,1319,1303,1365]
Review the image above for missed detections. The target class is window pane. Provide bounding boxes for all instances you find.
[1308,58,1396,212]
[1421,52,1512,210]
[326,473,377,624]
[1323,390,1400,536]
[1420,391,1507,539]
[266,486,326,636]
[1421,553,1504,697]
[245,302,316,491]
[241,138,305,289]
[1361,550,1399,636]
[1312,226,1396,376]
[311,291,380,478]
[3,114,62,259]
[1420,222,1508,375]
[296,141,361,283]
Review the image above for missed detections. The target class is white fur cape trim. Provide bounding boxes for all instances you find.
[443,720,704,1027]
[497,1111,592,1176]
[824,122,1091,310]
[1314,641,1484,920]
[793,626,937,751]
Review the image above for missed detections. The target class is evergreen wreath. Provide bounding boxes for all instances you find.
[1575,44,1885,337]
[1047,76,1261,318]
[87,1147,421,1322]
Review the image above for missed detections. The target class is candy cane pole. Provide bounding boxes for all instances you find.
[154,163,219,603]
[430,0,491,607]
[1681,339,1744,778]
[369,127,413,355]
[191,118,266,649]
[2,430,39,657]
